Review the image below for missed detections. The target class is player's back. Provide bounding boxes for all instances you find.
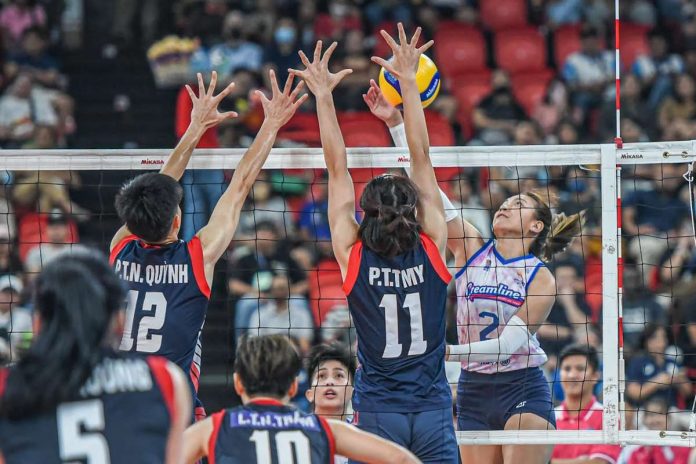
[110,235,209,404]
[209,399,335,463]
[343,232,452,413]
[0,352,173,464]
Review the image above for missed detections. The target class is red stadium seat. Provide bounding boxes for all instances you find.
[310,284,347,325]
[452,78,492,139]
[620,23,649,69]
[425,110,455,146]
[480,0,528,31]
[340,120,391,147]
[278,112,320,146]
[511,70,554,115]
[18,212,79,262]
[435,26,487,79]
[495,28,547,73]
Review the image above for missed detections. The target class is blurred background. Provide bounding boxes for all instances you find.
[0,0,694,438]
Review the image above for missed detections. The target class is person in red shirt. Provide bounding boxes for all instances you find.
[552,344,621,464]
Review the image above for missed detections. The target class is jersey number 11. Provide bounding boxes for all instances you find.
[380,292,427,358]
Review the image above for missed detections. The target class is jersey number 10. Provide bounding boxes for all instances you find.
[380,292,427,358]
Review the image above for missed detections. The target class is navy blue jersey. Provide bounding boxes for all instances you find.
[110,235,209,418]
[0,352,174,464]
[209,399,335,464]
[342,233,452,413]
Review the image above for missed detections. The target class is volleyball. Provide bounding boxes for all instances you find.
[378,54,441,109]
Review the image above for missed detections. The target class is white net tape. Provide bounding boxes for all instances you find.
[4,140,695,447]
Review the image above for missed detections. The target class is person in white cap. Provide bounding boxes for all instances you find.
[0,275,30,364]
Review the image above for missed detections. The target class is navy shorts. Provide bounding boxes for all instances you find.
[350,408,458,463]
[457,367,556,431]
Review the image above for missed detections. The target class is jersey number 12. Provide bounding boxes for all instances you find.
[120,290,167,352]
[380,292,427,358]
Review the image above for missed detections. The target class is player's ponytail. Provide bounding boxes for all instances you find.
[526,191,586,262]
[0,252,125,420]
[359,175,421,258]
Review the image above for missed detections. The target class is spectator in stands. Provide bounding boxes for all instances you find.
[0,73,58,148]
[109,0,160,48]
[633,30,685,109]
[623,162,687,271]
[626,324,691,408]
[24,209,85,276]
[533,80,569,138]
[600,74,652,141]
[545,0,584,28]
[654,223,696,288]
[244,274,314,355]
[0,274,30,365]
[472,69,526,145]
[263,17,302,84]
[617,397,691,463]
[551,344,621,464]
[562,25,614,125]
[236,172,295,239]
[313,0,362,42]
[658,73,696,134]
[297,181,331,242]
[7,27,61,89]
[622,264,666,354]
[207,11,263,79]
[538,263,592,365]
[0,228,20,277]
[0,0,46,52]
[333,29,372,111]
[448,173,490,239]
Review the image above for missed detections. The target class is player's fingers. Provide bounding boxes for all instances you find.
[362,93,374,109]
[219,111,238,120]
[418,40,435,54]
[336,68,353,81]
[254,89,270,104]
[313,40,323,63]
[268,69,280,97]
[185,84,195,100]
[298,50,311,67]
[197,73,204,96]
[288,68,307,81]
[289,79,305,100]
[411,27,422,47]
[371,56,395,75]
[283,72,294,95]
[380,29,399,52]
[397,22,407,46]
[322,41,338,66]
[207,70,217,97]
[369,78,380,92]
[292,93,309,110]
[214,81,236,102]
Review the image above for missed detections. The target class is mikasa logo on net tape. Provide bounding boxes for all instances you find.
[141,158,164,165]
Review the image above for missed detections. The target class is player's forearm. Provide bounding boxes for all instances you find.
[400,77,430,166]
[225,119,279,200]
[160,121,206,181]
[316,92,348,177]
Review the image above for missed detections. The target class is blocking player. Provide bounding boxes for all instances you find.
[552,344,620,464]
[0,252,191,463]
[289,25,458,462]
[110,70,307,420]
[181,334,420,464]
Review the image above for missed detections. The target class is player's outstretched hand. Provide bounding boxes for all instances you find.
[371,23,433,81]
[255,69,308,130]
[289,41,353,96]
[363,78,402,127]
[186,71,238,129]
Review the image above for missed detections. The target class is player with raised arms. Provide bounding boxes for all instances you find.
[289,25,458,463]
[109,70,307,421]
[365,79,586,464]
[0,251,191,464]
[182,334,420,464]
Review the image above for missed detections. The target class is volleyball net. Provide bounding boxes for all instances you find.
[0,141,694,448]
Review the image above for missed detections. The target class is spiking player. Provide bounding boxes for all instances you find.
[181,334,420,464]
[110,70,307,421]
[366,74,585,464]
[0,252,191,463]
[289,25,458,463]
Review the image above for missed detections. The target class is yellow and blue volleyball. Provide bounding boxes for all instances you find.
[378,54,440,109]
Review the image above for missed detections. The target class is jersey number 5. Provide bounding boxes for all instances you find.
[57,400,110,464]
[380,292,427,358]
[120,290,167,352]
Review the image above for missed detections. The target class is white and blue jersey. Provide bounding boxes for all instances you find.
[342,233,452,413]
[456,239,547,373]
[110,235,210,420]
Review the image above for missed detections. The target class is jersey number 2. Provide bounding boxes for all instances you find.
[120,290,167,352]
[57,400,110,464]
[250,430,310,464]
[380,292,427,358]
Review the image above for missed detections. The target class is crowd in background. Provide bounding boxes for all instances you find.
[0,0,695,446]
